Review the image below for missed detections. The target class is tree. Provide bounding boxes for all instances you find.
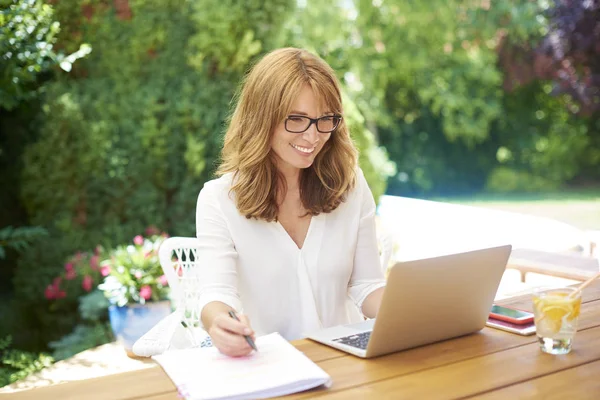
[539,0,600,116]
[0,0,89,110]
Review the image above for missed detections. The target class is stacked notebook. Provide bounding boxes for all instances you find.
[152,332,332,400]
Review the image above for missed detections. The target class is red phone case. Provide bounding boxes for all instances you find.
[489,306,534,325]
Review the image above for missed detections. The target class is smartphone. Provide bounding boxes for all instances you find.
[486,318,536,336]
[489,304,534,325]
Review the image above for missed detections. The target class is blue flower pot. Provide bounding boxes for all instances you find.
[108,300,172,355]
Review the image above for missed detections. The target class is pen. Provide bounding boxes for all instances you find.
[228,310,258,352]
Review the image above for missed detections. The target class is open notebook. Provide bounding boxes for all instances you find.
[152,332,332,400]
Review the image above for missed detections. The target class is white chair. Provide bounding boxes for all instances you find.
[132,237,212,357]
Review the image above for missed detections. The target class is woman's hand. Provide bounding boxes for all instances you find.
[208,313,256,357]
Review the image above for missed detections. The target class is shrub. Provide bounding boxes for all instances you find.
[48,290,113,361]
[485,167,559,193]
[0,336,53,388]
[44,230,169,360]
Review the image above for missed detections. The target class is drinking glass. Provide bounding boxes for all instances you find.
[532,287,581,355]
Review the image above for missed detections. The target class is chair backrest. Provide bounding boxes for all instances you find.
[158,236,202,306]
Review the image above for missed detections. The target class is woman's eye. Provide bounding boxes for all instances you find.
[288,116,304,122]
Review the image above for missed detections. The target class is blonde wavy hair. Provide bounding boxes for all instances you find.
[217,48,358,221]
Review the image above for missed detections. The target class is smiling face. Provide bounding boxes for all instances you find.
[271,84,332,175]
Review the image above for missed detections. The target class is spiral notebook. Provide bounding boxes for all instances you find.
[152,332,332,400]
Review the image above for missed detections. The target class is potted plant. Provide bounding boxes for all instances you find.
[45,228,173,357]
[98,231,173,356]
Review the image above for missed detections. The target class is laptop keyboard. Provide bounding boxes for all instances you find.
[332,331,371,350]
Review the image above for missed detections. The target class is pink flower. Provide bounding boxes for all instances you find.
[45,277,68,300]
[65,269,77,280]
[64,263,74,272]
[145,225,160,236]
[133,235,144,246]
[134,271,142,279]
[100,265,111,277]
[89,255,99,271]
[82,275,93,292]
[158,275,168,286]
[139,285,152,300]
[45,285,55,300]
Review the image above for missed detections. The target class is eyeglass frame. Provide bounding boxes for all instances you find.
[284,114,343,134]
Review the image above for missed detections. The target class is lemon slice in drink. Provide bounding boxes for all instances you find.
[541,305,570,321]
[536,317,563,334]
[566,299,581,321]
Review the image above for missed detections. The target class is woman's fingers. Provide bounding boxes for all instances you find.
[215,313,254,336]
[238,314,255,339]
[211,326,252,355]
[208,312,256,357]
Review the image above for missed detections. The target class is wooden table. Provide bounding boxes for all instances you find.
[9,280,600,400]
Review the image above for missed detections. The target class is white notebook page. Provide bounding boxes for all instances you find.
[153,332,332,400]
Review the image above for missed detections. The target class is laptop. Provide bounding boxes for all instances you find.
[306,244,512,358]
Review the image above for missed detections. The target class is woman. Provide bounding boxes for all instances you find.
[196,48,386,357]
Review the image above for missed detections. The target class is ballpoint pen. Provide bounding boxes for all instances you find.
[228,310,258,352]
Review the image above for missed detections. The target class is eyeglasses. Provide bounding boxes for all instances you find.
[284,114,342,133]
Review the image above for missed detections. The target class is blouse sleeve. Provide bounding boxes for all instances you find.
[348,170,387,311]
[195,181,243,322]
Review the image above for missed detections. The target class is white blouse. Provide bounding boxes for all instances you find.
[195,168,386,340]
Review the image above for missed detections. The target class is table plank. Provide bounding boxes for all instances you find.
[314,325,600,399]
[497,281,600,312]
[468,359,600,400]
[292,339,346,362]
[4,365,176,400]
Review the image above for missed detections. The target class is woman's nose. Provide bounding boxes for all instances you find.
[302,123,319,144]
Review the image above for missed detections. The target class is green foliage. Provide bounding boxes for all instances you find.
[48,323,112,362]
[187,0,293,74]
[0,0,89,110]
[0,225,47,259]
[342,92,395,201]
[78,288,110,322]
[485,167,559,193]
[348,0,597,194]
[48,290,112,361]
[491,82,591,186]
[0,335,53,387]
[0,0,60,110]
